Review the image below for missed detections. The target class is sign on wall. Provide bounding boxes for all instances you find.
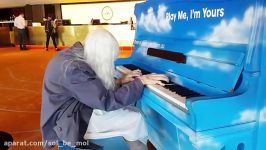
[61,1,143,24]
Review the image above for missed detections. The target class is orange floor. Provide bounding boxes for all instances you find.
[0,46,132,150]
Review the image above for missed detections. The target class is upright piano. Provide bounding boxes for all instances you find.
[116,0,266,149]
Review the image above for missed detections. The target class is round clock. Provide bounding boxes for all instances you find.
[101,6,113,21]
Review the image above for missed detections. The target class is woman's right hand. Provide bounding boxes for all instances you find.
[137,74,169,86]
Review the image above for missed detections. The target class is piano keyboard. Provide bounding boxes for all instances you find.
[116,64,203,111]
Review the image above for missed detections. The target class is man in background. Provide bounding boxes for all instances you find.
[14,13,27,50]
[43,15,59,51]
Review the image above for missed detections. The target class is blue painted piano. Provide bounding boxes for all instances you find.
[116,0,266,149]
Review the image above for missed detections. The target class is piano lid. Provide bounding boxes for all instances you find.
[132,0,257,93]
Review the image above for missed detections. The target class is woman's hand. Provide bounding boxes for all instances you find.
[117,69,142,85]
[137,74,169,86]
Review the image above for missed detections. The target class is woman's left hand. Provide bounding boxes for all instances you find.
[117,69,142,85]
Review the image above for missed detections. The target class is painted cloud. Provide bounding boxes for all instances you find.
[233,107,266,124]
[139,5,172,33]
[200,6,265,46]
[260,107,266,123]
[233,109,256,123]
[186,50,232,71]
[196,138,221,149]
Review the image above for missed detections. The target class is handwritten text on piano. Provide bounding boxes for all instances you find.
[166,8,224,21]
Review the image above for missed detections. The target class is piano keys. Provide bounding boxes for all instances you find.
[116,64,203,111]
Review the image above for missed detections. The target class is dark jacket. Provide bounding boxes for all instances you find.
[44,20,55,33]
[41,42,144,148]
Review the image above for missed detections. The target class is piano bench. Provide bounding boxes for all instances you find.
[58,136,129,150]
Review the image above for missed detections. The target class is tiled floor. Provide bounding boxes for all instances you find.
[0,46,132,150]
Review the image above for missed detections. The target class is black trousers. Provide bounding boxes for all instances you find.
[17,29,27,49]
[46,31,57,48]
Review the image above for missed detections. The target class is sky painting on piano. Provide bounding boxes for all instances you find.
[133,1,266,149]
[133,0,266,94]
[136,0,266,124]
[135,1,266,73]
[233,107,266,124]
[137,2,265,45]
[177,106,266,149]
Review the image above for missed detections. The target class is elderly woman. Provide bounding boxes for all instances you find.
[41,29,168,149]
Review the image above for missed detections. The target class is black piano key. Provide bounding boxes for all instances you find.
[122,64,203,98]
[166,85,188,97]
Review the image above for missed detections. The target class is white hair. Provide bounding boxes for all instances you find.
[84,29,119,90]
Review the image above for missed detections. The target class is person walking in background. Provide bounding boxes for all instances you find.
[44,15,59,51]
[14,13,27,50]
